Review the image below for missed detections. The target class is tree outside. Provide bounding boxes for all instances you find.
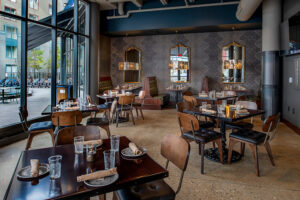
[28,49,44,79]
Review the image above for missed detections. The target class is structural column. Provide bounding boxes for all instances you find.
[89,3,100,101]
[262,0,281,118]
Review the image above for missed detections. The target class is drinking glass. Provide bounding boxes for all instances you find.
[59,102,65,110]
[217,105,223,113]
[110,135,120,152]
[202,102,207,110]
[236,104,241,112]
[74,136,84,154]
[222,100,227,109]
[48,155,62,179]
[103,150,116,169]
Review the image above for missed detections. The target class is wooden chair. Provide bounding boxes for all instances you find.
[86,95,110,121]
[113,134,190,200]
[228,113,280,176]
[224,90,237,104]
[51,110,82,132]
[176,101,193,113]
[183,95,197,107]
[177,112,223,174]
[19,107,55,150]
[86,113,111,138]
[116,95,135,127]
[133,90,145,120]
[55,125,100,146]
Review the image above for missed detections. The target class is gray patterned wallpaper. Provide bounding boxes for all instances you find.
[110,30,262,99]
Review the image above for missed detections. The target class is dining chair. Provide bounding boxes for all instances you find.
[176,101,193,112]
[133,90,145,120]
[116,95,135,127]
[19,107,55,150]
[223,90,237,104]
[51,110,82,131]
[228,113,280,176]
[225,101,258,131]
[113,134,190,200]
[177,112,223,174]
[86,95,110,121]
[55,125,100,146]
[86,110,111,138]
[183,95,197,107]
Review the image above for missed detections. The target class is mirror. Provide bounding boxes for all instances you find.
[222,42,245,83]
[169,44,190,83]
[124,47,142,83]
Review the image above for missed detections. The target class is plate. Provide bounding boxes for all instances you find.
[84,173,119,187]
[17,163,49,180]
[121,147,147,158]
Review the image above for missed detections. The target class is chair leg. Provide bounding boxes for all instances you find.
[228,138,238,164]
[48,130,55,146]
[130,110,135,125]
[135,107,139,117]
[249,144,260,176]
[107,110,110,123]
[116,111,119,128]
[25,133,34,150]
[139,108,144,120]
[264,141,275,166]
[101,125,111,138]
[215,139,223,164]
[200,143,205,174]
[212,142,216,148]
[240,143,245,157]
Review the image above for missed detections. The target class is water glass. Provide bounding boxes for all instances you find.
[202,102,207,110]
[59,102,65,110]
[217,105,223,113]
[74,136,84,154]
[222,100,227,109]
[236,104,241,112]
[103,150,116,169]
[48,155,62,179]
[110,135,120,152]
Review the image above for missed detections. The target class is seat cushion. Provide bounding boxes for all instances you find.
[226,121,254,130]
[86,117,109,126]
[199,121,215,129]
[28,121,54,132]
[230,130,267,144]
[183,129,221,143]
[97,104,110,110]
[115,180,175,200]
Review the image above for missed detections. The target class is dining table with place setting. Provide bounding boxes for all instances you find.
[196,90,238,105]
[184,102,265,163]
[4,135,168,200]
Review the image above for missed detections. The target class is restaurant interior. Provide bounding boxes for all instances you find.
[1,0,300,199]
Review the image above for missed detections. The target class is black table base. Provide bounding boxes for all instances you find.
[204,148,242,163]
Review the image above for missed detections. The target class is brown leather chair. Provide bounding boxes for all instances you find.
[177,112,223,174]
[228,113,280,176]
[55,125,100,146]
[113,134,190,200]
[19,107,55,150]
[116,95,135,127]
[183,95,197,107]
[51,110,82,129]
[176,101,193,113]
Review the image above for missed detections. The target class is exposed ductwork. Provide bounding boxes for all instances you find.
[160,0,168,6]
[236,0,263,21]
[118,2,124,15]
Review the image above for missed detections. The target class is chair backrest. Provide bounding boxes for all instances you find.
[182,91,193,96]
[138,90,146,100]
[86,95,93,104]
[176,102,193,113]
[118,95,134,105]
[51,110,82,127]
[183,95,197,107]
[235,101,257,110]
[55,125,100,146]
[161,134,190,194]
[262,113,281,142]
[177,112,199,133]
[19,106,29,131]
[224,90,236,96]
[143,76,159,97]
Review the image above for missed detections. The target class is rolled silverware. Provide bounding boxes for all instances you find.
[77,167,117,182]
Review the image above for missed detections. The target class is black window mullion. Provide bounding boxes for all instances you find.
[73,0,78,98]
[51,0,57,106]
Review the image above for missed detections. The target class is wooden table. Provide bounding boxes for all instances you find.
[4,137,168,200]
[184,106,265,163]
[195,95,238,105]
[41,105,99,115]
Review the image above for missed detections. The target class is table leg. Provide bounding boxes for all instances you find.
[175,91,179,103]
[2,90,4,104]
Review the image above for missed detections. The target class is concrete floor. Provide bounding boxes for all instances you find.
[1,109,300,200]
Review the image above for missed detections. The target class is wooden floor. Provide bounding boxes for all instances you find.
[1,109,300,200]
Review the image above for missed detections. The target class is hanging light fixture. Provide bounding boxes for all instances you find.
[119,61,140,71]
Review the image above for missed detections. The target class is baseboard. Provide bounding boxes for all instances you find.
[282,119,300,135]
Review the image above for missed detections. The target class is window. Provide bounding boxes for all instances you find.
[4,6,16,18]
[8,0,17,2]
[6,46,17,58]
[29,0,39,10]
[29,14,38,21]
[5,65,18,79]
[49,4,52,15]
[5,26,18,39]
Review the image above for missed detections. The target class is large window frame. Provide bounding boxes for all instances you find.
[0,0,90,137]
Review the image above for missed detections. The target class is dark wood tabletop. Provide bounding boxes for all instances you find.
[195,95,238,101]
[41,105,99,115]
[5,136,168,200]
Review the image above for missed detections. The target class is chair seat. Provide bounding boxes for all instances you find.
[97,104,110,110]
[86,117,109,126]
[115,179,175,200]
[28,121,54,132]
[230,130,267,144]
[183,129,221,143]
[117,105,132,111]
[225,121,254,130]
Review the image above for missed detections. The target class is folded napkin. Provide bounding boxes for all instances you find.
[129,142,142,155]
[236,109,249,114]
[201,108,217,114]
[65,106,80,110]
[198,94,208,98]
[83,139,103,146]
[30,159,39,177]
[77,167,117,182]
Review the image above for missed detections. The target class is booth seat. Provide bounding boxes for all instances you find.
[140,77,170,110]
[99,76,113,94]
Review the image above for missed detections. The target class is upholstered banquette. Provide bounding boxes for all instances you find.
[99,76,113,94]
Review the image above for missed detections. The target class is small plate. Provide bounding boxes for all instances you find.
[84,173,119,187]
[17,163,49,180]
[121,147,147,158]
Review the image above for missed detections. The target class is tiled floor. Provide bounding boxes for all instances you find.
[1,109,300,200]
